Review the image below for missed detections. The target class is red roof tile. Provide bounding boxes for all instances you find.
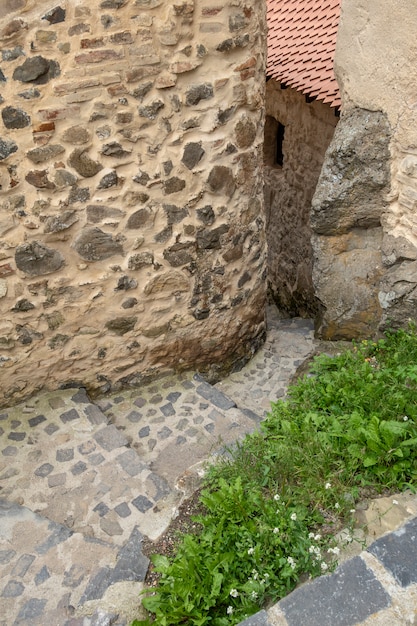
[267,0,341,108]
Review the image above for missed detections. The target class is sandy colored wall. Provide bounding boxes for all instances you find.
[312,0,417,338]
[264,81,337,317]
[0,0,267,405]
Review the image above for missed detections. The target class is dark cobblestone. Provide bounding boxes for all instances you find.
[368,516,417,587]
[131,495,153,513]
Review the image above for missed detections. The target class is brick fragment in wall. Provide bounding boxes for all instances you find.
[75,50,123,65]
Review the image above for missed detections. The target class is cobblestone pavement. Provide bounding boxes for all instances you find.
[1,306,417,626]
[0,307,317,625]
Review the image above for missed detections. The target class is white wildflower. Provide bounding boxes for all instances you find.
[328,547,340,556]
[274,494,281,501]
[287,556,296,569]
[227,606,234,615]
[250,591,258,600]
[404,416,409,421]
[273,527,279,534]
[230,589,239,598]
[321,562,328,571]
[248,547,255,555]
[290,513,297,521]
[335,502,340,509]
[308,532,315,539]
[314,534,321,542]
[325,482,331,490]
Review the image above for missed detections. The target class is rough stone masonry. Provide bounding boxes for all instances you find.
[0,0,267,405]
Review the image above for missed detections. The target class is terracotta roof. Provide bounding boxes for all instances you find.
[267,0,341,108]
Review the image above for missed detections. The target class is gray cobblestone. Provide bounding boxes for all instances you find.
[11,554,35,577]
[2,580,25,597]
[131,495,153,513]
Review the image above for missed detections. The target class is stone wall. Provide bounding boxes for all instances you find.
[0,0,267,405]
[264,80,338,317]
[312,0,417,338]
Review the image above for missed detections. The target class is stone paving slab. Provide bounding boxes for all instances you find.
[278,556,391,626]
[368,516,417,588]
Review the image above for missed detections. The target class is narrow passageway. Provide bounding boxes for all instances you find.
[264,0,340,319]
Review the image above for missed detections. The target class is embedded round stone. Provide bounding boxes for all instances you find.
[1,106,30,129]
[15,241,64,276]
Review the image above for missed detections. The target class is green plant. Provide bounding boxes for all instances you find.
[133,478,335,625]
[133,325,417,625]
